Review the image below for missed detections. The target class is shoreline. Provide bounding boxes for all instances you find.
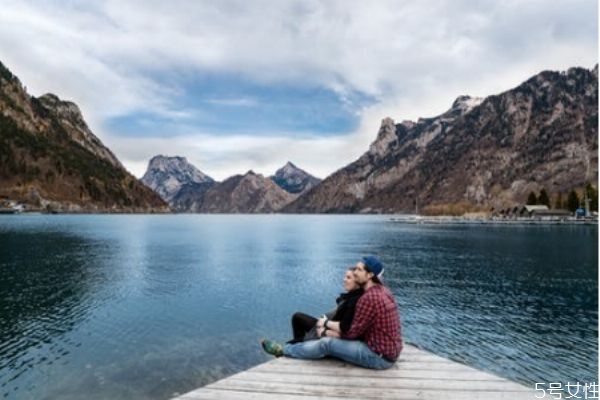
[390,215,598,226]
[1,211,598,225]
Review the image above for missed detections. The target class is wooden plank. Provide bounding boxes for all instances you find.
[176,388,365,400]
[245,359,510,381]
[254,359,495,374]
[180,386,536,400]
[272,352,454,363]
[214,370,523,388]
[246,367,509,381]
[257,353,516,381]
[262,356,473,369]
[209,374,527,392]
[207,378,532,395]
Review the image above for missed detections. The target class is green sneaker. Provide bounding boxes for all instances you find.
[261,339,283,357]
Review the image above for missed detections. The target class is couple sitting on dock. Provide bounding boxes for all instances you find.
[261,256,403,370]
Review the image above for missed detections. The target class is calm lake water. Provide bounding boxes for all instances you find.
[0,215,597,399]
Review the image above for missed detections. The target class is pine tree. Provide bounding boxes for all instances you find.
[554,192,564,210]
[585,183,598,212]
[538,189,550,207]
[567,190,580,212]
[527,191,537,205]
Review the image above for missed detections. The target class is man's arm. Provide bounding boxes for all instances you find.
[317,326,341,338]
[341,296,375,339]
[324,320,341,333]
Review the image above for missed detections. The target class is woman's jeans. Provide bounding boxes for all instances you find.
[283,337,395,370]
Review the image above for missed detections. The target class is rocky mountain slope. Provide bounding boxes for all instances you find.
[270,161,321,194]
[170,180,217,212]
[189,170,295,213]
[285,65,598,213]
[0,61,168,212]
[141,155,214,202]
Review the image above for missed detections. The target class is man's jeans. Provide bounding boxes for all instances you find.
[283,337,394,370]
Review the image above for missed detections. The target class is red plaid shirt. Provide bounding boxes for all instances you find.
[342,284,402,361]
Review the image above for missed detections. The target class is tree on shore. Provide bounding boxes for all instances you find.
[554,192,564,209]
[538,189,550,208]
[527,191,537,205]
[567,190,580,212]
[585,183,598,212]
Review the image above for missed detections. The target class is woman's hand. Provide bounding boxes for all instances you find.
[316,326,326,337]
[316,316,327,328]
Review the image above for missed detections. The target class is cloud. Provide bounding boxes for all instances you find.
[205,97,259,107]
[0,0,596,180]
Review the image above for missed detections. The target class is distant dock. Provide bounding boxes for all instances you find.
[172,344,538,399]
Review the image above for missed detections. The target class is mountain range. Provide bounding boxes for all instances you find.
[141,156,320,212]
[1,58,596,214]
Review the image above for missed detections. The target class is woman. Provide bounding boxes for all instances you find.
[286,266,364,344]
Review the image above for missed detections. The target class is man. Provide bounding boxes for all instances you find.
[261,255,402,370]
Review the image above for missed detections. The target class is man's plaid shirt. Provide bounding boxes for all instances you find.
[342,284,402,361]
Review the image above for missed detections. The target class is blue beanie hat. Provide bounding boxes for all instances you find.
[362,255,384,278]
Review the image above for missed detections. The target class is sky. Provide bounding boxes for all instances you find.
[0,0,597,180]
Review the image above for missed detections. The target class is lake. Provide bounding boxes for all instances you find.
[0,215,597,399]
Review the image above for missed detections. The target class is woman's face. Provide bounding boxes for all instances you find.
[343,270,359,292]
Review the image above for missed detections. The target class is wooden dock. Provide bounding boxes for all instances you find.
[172,344,539,399]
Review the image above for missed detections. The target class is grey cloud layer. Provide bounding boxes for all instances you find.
[0,0,596,179]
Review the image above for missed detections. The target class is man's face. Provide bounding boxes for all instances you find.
[353,262,372,286]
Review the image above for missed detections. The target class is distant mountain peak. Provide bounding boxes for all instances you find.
[148,155,194,170]
[369,117,398,157]
[146,155,213,179]
[282,161,297,170]
[195,170,295,213]
[278,161,303,177]
[451,95,484,113]
[400,120,416,129]
[270,162,321,194]
[141,155,214,202]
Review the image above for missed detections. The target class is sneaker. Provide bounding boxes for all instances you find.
[261,339,283,357]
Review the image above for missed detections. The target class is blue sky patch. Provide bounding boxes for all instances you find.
[105,71,376,138]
